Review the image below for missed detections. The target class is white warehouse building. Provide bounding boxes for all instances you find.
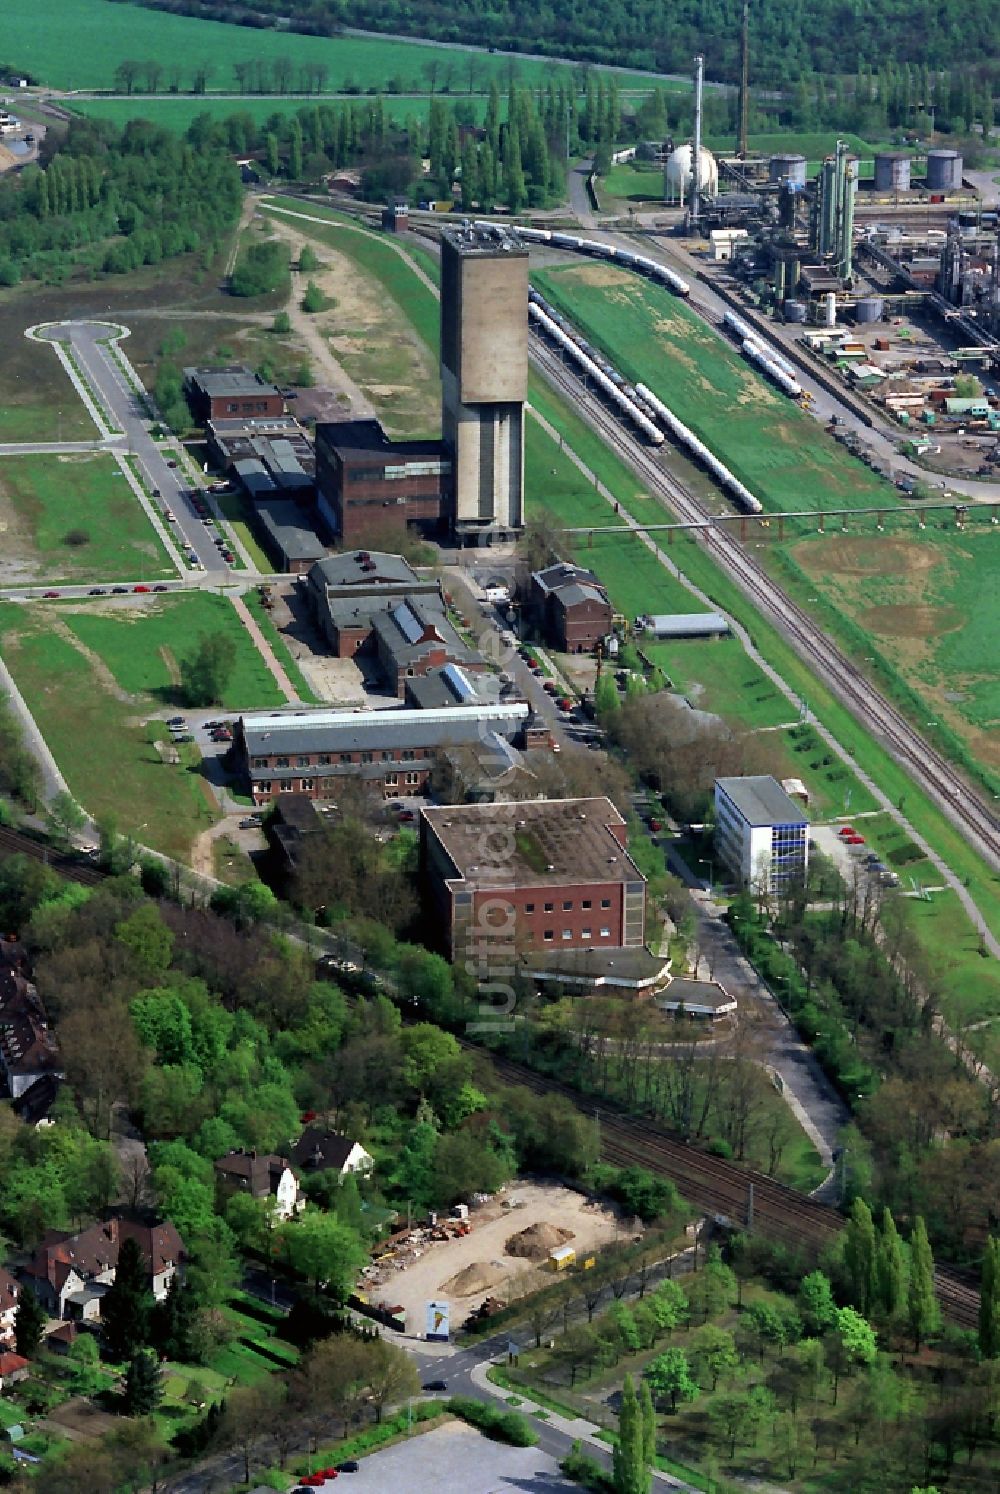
[714,775,809,893]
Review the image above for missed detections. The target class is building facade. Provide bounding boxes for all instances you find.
[183,367,285,423]
[440,227,528,542]
[714,775,809,892]
[237,700,529,803]
[315,419,450,547]
[530,562,613,654]
[420,797,647,962]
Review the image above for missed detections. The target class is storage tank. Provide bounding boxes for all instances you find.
[769,153,808,188]
[784,299,807,323]
[663,143,719,203]
[926,149,963,191]
[854,295,884,323]
[874,151,911,192]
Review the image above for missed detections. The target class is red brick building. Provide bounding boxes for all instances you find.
[315,419,451,547]
[419,798,647,962]
[183,366,285,423]
[529,563,612,654]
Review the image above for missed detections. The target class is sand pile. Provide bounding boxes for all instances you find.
[441,1261,508,1297]
[505,1222,576,1261]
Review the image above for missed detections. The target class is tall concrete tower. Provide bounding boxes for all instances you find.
[440,225,528,543]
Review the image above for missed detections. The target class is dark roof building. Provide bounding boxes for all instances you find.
[0,971,63,1101]
[26,1218,185,1318]
[208,417,315,494]
[251,497,327,574]
[370,595,484,694]
[305,551,440,657]
[290,1126,374,1176]
[184,366,285,423]
[529,562,612,654]
[315,419,450,547]
[420,797,647,962]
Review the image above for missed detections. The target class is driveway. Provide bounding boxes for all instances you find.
[27,321,229,574]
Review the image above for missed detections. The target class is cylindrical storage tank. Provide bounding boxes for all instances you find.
[784,299,807,323]
[824,292,837,327]
[663,143,719,202]
[854,295,884,323]
[769,153,808,188]
[874,151,911,192]
[926,149,963,191]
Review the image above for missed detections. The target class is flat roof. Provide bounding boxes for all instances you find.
[406,665,503,711]
[658,977,737,1014]
[309,551,420,590]
[421,797,643,889]
[253,499,326,562]
[716,774,808,827]
[184,366,281,400]
[525,946,670,987]
[317,418,446,462]
[442,225,529,259]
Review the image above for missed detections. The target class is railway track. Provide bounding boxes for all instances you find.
[467,1040,980,1327]
[529,334,1000,875]
[0,824,107,888]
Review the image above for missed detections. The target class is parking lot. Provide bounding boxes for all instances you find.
[341,1420,575,1493]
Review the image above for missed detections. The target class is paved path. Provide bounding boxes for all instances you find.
[230,592,299,702]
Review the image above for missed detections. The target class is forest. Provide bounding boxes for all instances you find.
[114,0,1000,89]
[0,116,242,284]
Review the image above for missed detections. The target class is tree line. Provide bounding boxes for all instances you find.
[112,0,1000,89]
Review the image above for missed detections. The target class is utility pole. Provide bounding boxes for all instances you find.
[738,0,750,158]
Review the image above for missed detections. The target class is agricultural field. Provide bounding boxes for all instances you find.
[0,452,175,585]
[66,93,492,132]
[0,593,282,856]
[533,264,897,516]
[7,0,664,94]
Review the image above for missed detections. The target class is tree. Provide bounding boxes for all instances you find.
[123,1349,162,1416]
[875,1206,908,1322]
[980,1234,1000,1358]
[278,1210,367,1303]
[14,1284,46,1358]
[219,1380,284,1485]
[690,1324,739,1390]
[826,1306,877,1404]
[301,280,326,313]
[66,1333,104,1396]
[798,1270,836,1336]
[639,1377,656,1468]
[366,1337,420,1422]
[647,1278,687,1337]
[612,1374,650,1494]
[908,1215,940,1351]
[708,1389,772,1459]
[102,1236,152,1362]
[843,1197,878,1315]
[645,1347,698,1413]
[686,1245,735,1322]
[180,634,237,708]
[49,790,86,843]
[298,243,319,271]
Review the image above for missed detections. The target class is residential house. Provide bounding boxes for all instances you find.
[289,1127,373,1180]
[213,1150,305,1221]
[0,970,63,1102]
[0,1268,18,1348]
[25,1218,185,1322]
[529,563,612,654]
[0,1353,29,1391]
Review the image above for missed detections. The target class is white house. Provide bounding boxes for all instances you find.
[290,1127,374,1180]
[714,775,809,893]
[213,1151,306,1221]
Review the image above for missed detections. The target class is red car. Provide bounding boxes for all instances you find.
[845,834,866,846]
[649,818,663,833]
[837,826,856,838]
[543,679,557,694]
[42,590,61,598]
[133,584,150,593]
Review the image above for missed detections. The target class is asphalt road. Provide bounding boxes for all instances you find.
[33,321,229,574]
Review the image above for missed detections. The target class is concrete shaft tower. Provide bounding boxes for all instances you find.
[440,226,528,542]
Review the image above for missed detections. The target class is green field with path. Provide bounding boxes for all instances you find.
[8,0,664,92]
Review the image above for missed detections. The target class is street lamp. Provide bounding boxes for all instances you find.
[698,857,714,896]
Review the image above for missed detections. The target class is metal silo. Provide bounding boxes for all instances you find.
[854,296,884,323]
[769,153,808,188]
[874,151,911,192]
[926,149,963,191]
[784,300,808,323]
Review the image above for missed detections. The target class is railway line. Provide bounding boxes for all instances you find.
[0,824,106,888]
[529,333,1000,876]
[467,1040,980,1328]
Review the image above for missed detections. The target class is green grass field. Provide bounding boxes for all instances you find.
[642,635,791,728]
[66,93,491,131]
[58,593,286,709]
[0,452,175,583]
[8,0,664,93]
[533,265,898,516]
[243,591,322,705]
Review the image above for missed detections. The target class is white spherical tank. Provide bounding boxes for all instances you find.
[663,144,718,202]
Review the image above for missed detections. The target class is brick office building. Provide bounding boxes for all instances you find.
[529,562,613,654]
[419,797,647,961]
[315,419,451,547]
[183,367,285,423]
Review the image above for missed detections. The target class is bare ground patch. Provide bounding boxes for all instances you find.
[792,535,940,579]
[860,603,965,638]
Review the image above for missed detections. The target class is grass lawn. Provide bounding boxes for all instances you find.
[213,490,271,574]
[0,452,175,583]
[0,603,220,857]
[7,0,666,92]
[642,635,791,728]
[57,593,286,710]
[0,397,96,444]
[66,93,492,131]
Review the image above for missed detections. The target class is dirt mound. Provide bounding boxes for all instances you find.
[505,1222,576,1261]
[441,1262,508,1298]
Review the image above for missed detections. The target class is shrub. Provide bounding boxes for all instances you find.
[62,528,90,547]
[449,1396,539,1446]
[271,310,291,333]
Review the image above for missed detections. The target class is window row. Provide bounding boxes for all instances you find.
[542,929,612,941]
[523,897,612,913]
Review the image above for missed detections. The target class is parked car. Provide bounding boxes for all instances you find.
[166,459,177,469]
[42,590,61,598]
[153,584,168,592]
[649,818,663,833]
[112,585,129,594]
[239,818,261,830]
[336,1462,360,1474]
[88,587,106,596]
[422,1379,448,1392]
[167,717,186,727]
[173,733,194,744]
[397,808,415,823]
[133,584,150,593]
